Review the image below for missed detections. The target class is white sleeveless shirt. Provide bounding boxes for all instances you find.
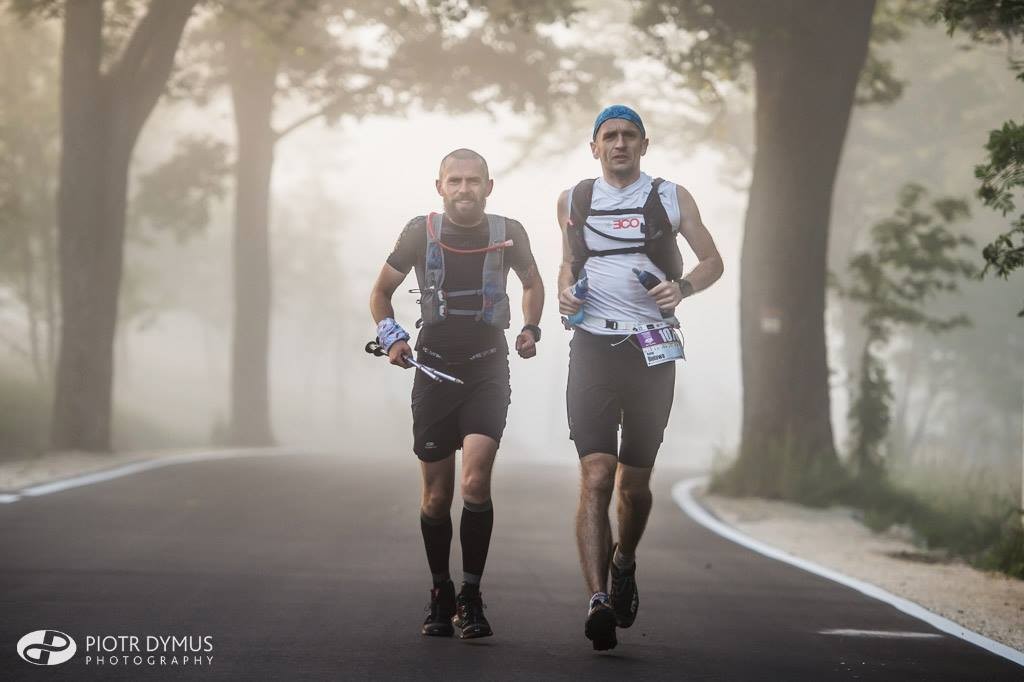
[565,172,682,335]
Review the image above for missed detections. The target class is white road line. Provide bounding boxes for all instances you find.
[0,493,22,504]
[7,448,295,501]
[672,477,1024,668]
[819,629,943,639]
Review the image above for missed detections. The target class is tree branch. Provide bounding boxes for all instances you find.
[274,106,331,142]
[107,0,199,140]
[273,82,377,142]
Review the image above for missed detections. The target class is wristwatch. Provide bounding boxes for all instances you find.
[522,324,542,343]
[675,278,695,299]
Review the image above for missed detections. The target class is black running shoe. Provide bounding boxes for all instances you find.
[452,587,493,639]
[421,580,456,636]
[609,544,639,628]
[584,595,618,651]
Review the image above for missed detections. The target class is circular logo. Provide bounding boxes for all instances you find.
[612,217,642,229]
[18,630,77,665]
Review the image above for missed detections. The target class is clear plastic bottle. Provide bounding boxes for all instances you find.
[566,271,588,326]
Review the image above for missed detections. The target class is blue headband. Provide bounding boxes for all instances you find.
[592,105,645,140]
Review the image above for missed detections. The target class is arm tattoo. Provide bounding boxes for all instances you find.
[515,262,540,285]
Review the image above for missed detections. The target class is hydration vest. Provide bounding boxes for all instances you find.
[567,177,684,281]
[418,212,511,329]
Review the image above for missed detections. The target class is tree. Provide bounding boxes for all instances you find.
[10,0,200,451]
[836,184,975,481]
[940,0,1024,315]
[636,1,900,497]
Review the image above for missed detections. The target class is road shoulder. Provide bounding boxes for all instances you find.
[696,485,1024,654]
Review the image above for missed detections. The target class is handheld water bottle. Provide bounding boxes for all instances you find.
[565,271,588,327]
[632,267,680,326]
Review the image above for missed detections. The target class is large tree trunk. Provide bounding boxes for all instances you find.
[726,1,876,497]
[225,32,278,446]
[51,0,195,451]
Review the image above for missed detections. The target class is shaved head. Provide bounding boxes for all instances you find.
[439,148,489,181]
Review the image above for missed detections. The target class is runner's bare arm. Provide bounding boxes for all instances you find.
[514,261,544,359]
[557,189,582,315]
[515,262,544,327]
[676,184,724,294]
[369,263,407,323]
[369,263,412,367]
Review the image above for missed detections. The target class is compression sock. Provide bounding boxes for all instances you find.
[420,511,453,586]
[460,499,494,585]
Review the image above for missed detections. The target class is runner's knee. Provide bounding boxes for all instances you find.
[580,459,616,497]
[618,484,651,507]
[422,489,453,517]
[460,471,491,504]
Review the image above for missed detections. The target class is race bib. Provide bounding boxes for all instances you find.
[633,326,685,367]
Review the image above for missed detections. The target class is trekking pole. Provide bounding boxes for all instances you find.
[364,340,464,385]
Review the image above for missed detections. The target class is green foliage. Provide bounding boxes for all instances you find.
[940,0,1024,45]
[976,120,1024,313]
[852,474,1024,578]
[131,136,231,242]
[632,1,756,107]
[981,520,1024,577]
[711,435,852,506]
[837,184,976,479]
[433,0,579,25]
[8,0,62,20]
[940,0,1024,315]
[632,0,934,108]
[858,0,937,105]
[848,348,894,483]
[149,0,613,224]
[714,451,1024,578]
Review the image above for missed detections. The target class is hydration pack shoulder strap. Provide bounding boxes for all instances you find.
[419,213,447,325]
[478,214,510,328]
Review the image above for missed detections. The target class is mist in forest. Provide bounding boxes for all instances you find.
[1,1,1021,510]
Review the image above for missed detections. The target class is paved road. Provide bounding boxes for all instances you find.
[2,452,1020,680]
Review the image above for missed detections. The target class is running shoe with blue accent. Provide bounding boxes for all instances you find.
[584,592,617,650]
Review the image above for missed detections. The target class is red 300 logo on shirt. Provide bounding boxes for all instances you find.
[611,217,642,229]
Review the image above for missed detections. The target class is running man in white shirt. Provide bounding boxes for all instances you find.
[556,105,724,651]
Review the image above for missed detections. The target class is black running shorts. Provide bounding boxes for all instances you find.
[566,329,676,468]
[411,354,511,462]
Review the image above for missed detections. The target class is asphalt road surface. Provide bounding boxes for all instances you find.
[2,452,1021,680]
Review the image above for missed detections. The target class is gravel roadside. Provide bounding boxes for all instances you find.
[700,491,1024,653]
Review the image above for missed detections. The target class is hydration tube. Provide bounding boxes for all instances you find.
[426,212,513,255]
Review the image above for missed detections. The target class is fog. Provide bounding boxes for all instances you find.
[1,4,1021,505]
[113,107,744,468]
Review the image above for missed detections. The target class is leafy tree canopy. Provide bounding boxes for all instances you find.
[940,0,1024,315]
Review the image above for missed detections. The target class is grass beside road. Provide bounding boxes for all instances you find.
[712,450,1024,580]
